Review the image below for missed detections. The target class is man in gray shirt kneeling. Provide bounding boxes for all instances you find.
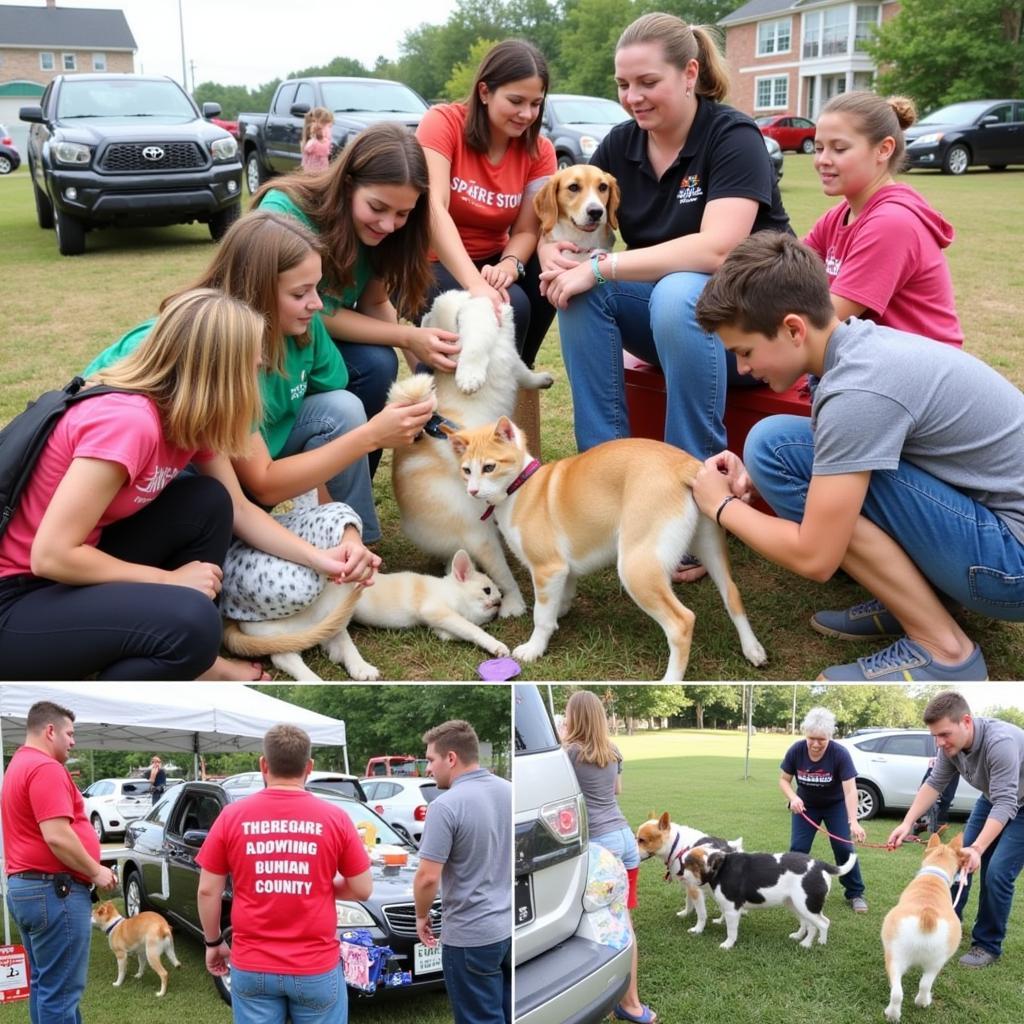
[415,720,512,1024]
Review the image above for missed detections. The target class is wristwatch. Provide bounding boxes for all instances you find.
[204,933,225,947]
[500,253,525,280]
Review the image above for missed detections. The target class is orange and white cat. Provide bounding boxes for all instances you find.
[444,417,768,680]
[391,290,553,617]
[224,549,507,681]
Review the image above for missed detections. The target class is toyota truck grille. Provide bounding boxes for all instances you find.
[100,142,206,172]
[382,900,442,936]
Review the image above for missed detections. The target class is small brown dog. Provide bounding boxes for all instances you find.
[533,164,619,257]
[91,900,180,997]
[882,832,966,1022]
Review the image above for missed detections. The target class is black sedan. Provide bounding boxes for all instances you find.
[118,781,444,1004]
[905,98,1024,174]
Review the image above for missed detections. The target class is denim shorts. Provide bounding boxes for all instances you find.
[591,825,640,869]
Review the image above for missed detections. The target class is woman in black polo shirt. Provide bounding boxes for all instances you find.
[544,12,790,576]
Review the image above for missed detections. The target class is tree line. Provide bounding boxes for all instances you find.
[195,0,1022,121]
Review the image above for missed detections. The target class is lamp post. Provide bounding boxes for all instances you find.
[177,0,188,92]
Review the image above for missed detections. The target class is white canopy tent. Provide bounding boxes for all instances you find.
[0,682,347,945]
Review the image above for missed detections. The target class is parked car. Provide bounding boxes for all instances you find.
[905,98,1024,174]
[764,134,784,179]
[836,729,982,820]
[360,777,439,843]
[219,769,367,802]
[119,780,444,1004]
[238,76,429,194]
[540,93,628,169]
[20,74,241,255]
[756,114,816,154]
[365,755,421,777]
[514,684,633,1024]
[81,777,153,840]
[0,123,20,175]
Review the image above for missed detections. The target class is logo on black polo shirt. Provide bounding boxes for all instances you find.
[677,174,704,204]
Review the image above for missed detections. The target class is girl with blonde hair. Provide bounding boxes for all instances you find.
[563,690,657,1024]
[0,289,373,681]
[545,12,791,581]
[301,106,334,173]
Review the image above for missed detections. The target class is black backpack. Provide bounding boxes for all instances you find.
[0,376,131,539]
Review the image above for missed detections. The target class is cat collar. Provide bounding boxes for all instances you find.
[480,458,542,521]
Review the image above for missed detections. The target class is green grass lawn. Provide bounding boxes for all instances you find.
[2,158,1024,680]
[2,898,453,1023]
[613,729,1023,1024]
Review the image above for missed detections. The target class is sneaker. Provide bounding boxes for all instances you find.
[959,945,999,968]
[847,896,868,913]
[811,598,901,640]
[819,638,988,682]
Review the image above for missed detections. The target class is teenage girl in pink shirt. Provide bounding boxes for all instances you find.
[804,91,963,347]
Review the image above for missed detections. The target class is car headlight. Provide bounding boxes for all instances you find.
[910,132,944,148]
[210,136,238,161]
[336,902,375,928]
[53,141,91,165]
[579,135,599,158]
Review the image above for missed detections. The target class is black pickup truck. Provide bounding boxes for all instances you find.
[238,76,429,194]
[21,73,243,256]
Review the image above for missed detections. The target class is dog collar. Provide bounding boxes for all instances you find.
[916,865,954,885]
[420,413,461,441]
[664,834,691,881]
[480,458,541,521]
[103,915,125,936]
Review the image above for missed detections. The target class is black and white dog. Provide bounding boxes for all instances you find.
[682,844,857,950]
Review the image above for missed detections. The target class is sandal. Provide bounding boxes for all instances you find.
[613,1004,657,1024]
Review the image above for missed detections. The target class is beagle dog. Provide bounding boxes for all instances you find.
[533,164,619,257]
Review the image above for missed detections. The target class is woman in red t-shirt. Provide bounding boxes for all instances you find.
[417,39,557,367]
[0,290,378,681]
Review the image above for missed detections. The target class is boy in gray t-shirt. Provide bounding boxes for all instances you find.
[691,232,1024,681]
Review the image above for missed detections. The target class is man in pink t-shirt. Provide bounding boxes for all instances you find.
[197,725,372,1024]
[2,700,118,1024]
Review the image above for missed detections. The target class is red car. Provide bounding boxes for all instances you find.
[756,114,817,154]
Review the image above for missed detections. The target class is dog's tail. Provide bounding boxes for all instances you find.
[830,852,858,876]
[222,585,361,656]
[388,373,435,406]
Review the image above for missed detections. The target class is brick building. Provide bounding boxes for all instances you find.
[719,0,900,120]
[0,1,136,145]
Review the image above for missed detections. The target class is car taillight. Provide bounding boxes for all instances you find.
[1,137,12,146]
[540,795,581,842]
[374,804,384,814]
[414,805,427,821]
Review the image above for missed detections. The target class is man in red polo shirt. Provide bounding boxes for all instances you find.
[2,700,117,1024]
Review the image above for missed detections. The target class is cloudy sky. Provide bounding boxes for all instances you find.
[6,0,459,88]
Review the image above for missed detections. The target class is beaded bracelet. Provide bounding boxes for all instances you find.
[589,251,607,285]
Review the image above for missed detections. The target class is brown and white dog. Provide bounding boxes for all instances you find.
[444,417,768,679]
[682,844,857,950]
[533,164,619,258]
[91,900,180,997]
[882,832,966,1022]
[635,811,743,932]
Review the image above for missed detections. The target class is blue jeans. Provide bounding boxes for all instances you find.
[441,939,512,1024]
[745,415,1024,620]
[230,964,347,1024]
[558,272,754,456]
[789,801,865,900]
[332,340,399,478]
[277,390,381,544]
[592,825,641,869]
[6,875,92,1024]
[954,795,1024,957]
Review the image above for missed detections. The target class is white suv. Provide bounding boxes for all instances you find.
[82,777,153,840]
[513,684,633,1024]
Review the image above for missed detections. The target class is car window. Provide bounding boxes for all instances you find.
[515,684,559,754]
[984,103,1014,125]
[795,118,815,128]
[320,81,427,115]
[879,734,934,757]
[273,83,297,115]
[852,736,886,752]
[1015,103,1024,123]
[549,96,626,125]
[376,782,399,798]
[57,79,195,120]
[311,792,409,846]
[121,781,151,796]
[294,83,316,110]
[419,783,440,803]
[146,785,184,827]
[175,791,223,834]
[361,781,379,798]
[919,100,992,125]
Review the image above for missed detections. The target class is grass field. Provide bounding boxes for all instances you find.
[612,729,1023,1024]
[2,157,1023,680]
[3,899,453,1024]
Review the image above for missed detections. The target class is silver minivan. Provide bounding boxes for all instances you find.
[513,684,633,1024]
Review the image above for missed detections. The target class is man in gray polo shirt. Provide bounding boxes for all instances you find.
[414,719,511,1024]
[888,690,1024,969]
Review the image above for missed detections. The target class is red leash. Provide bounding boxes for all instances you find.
[797,809,924,849]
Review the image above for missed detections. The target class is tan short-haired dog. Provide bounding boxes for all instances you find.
[533,164,619,257]
[882,832,965,1022]
[445,417,767,679]
[91,900,180,997]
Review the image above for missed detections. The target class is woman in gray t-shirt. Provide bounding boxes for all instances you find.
[563,690,657,1024]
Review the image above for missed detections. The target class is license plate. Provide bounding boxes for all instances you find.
[414,941,442,974]
[515,875,534,927]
